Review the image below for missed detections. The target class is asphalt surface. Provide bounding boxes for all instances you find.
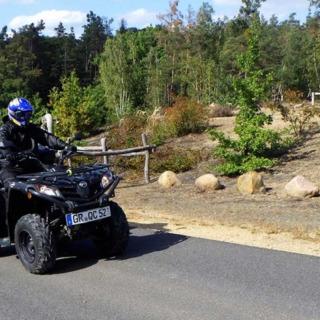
[0,226,319,320]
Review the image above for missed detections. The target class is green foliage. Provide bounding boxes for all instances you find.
[48,71,106,137]
[99,28,159,118]
[28,92,47,125]
[104,98,208,174]
[209,14,287,175]
[80,11,114,85]
[0,4,314,116]
[0,3,319,179]
[149,121,168,146]
[150,147,203,173]
[114,144,203,175]
[0,22,43,105]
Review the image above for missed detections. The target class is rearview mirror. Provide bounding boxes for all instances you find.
[70,132,84,142]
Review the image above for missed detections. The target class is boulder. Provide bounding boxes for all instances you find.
[158,171,182,187]
[195,174,222,191]
[284,175,319,198]
[237,171,266,195]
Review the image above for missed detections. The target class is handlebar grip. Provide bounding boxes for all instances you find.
[6,152,24,162]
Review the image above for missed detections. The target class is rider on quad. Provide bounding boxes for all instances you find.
[0,97,76,189]
[0,98,130,274]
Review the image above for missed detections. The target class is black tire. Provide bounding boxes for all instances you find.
[92,201,129,257]
[15,214,56,274]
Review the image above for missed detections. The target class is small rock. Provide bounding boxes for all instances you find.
[158,171,182,187]
[237,171,266,195]
[284,175,319,198]
[195,174,222,191]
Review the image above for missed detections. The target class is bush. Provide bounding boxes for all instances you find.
[164,96,208,137]
[266,89,320,137]
[48,72,107,137]
[145,97,208,145]
[209,16,289,175]
[150,146,203,173]
[99,99,209,176]
[211,105,234,118]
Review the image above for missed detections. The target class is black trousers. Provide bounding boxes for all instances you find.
[0,158,43,189]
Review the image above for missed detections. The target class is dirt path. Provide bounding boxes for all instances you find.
[113,110,320,258]
[116,177,320,258]
[126,211,320,257]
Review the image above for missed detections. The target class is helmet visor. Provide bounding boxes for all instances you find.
[14,111,32,120]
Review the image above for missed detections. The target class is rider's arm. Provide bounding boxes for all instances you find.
[35,126,67,150]
[0,124,19,156]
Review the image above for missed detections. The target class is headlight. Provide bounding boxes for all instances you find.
[101,172,114,188]
[35,185,63,197]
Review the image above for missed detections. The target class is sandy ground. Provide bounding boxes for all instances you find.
[111,108,320,258]
[127,211,320,257]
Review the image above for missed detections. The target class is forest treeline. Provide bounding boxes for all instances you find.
[1,0,320,134]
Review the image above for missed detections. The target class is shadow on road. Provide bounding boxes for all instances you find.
[2,227,188,274]
[120,226,189,260]
[53,227,188,272]
[0,245,16,257]
[53,240,99,274]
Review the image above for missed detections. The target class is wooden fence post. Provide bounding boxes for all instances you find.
[312,92,315,106]
[142,133,150,183]
[101,138,108,164]
[66,138,72,167]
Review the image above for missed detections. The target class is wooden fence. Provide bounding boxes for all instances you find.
[67,133,156,183]
[311,92,320,106]
[41,113,156,183]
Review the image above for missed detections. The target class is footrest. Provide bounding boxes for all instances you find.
[0,237,10,247]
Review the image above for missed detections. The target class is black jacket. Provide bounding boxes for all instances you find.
[0,120,66,158]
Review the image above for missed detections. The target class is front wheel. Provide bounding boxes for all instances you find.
[15,214,56,274]
[91,201,129,257]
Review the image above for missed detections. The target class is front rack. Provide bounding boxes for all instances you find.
[17,163,111,182]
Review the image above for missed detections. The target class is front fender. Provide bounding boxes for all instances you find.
[7,188,37,241]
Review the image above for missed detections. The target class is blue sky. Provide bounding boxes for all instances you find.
[0,0,311,38]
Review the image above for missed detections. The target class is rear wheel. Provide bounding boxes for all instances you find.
[92,201,129,257]
[15,214,56,274]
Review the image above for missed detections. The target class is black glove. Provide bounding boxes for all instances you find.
[5,152,23,162]
[66,145,77,152]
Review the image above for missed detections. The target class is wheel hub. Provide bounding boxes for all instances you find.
[20,231,35,263]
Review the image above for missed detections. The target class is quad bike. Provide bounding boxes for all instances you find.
[0,133,129,274]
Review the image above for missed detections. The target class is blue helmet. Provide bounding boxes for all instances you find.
[8,98,34,128]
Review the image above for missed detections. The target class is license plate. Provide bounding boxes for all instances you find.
[66,206,111,226]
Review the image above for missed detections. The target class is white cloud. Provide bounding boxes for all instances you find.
[260,0,309,21]
[8,10,86,36]
[19,0,35,3]
[0,0,35,3]
[212,0,309,22]
[213,0,241,7]
[117,8,158,28]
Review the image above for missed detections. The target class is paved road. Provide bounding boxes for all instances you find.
[0,227,319,320]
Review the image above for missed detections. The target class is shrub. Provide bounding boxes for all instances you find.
[208,15,289,175]
[145,97,208,145]
[100,99,209,176]
[102,113,149,152]
[266,89,320,137]
[164,96,208,137]
[48,72,107,137]
[211,105,234,118]
[150,146,203,173]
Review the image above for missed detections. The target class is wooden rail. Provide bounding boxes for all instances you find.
[68,133,156,183]
[311,92,320,106]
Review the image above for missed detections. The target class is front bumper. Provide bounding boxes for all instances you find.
[26,177,120,213]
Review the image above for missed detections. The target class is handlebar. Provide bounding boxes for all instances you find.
[5,151,35,162]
